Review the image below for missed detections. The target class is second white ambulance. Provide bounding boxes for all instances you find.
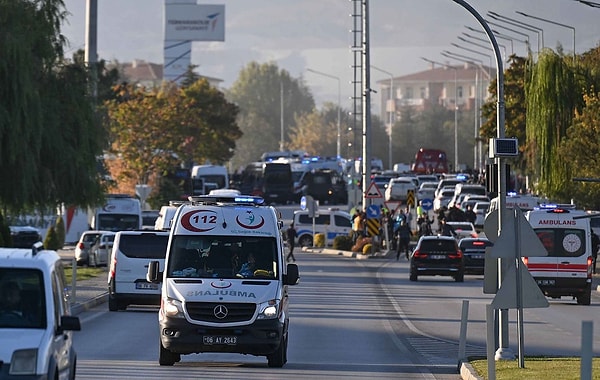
[524,204,593,305]
[147,195,299,367]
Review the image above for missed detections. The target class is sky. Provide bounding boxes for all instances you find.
[60,0,600,111]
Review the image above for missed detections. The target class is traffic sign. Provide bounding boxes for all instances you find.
[384,201,402,213]
[406,189,415,206]
[365,182,383,199]
[366,204,381,219]
[421,198,433,211]
[300,196,307,210]
[366,218,380,237]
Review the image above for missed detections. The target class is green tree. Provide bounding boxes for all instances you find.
[55,216,65,249]
[526,49,579,200]
[43,225,60,251]
[558,92,600,209]
[226,62,315,170]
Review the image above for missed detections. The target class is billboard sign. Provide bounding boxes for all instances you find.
[165,4,225,41]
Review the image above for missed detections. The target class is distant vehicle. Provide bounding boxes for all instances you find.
[191,164,229,195]
[8,226,42,248]
[459,237,493,275]
[88,194,143,232]
[446,221,478,239]
[409,235,464,282]
[235,161,264,196]
[298,169,348,204]
[411,148,448,174]
[142,210,160,229]
[0,246,81,379]
[59,205,91,244]
[385,177,417,202]
[262,162,294,204]
[293,208,352,247]
[75,230,107,266]
[261,150,307,162]
[417,182,438,201]
[473,201,490,228]
[154,205,179,231]
[89,231,116,267]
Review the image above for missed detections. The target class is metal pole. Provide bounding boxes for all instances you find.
[280,81,284,151]
[515,11,576,64]
[306,68,342,158]
[362,0,372,210]
[488,12,544,51]
[372,66,394,169]
[85,0,98,100]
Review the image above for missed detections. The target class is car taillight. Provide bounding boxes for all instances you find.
[412,249,427,258]
[77,242,84,249]
[587,256,593,278]
[108,256,117,279]
[448,249,463,259]
[470,233,478,238]
[522,257,529,267]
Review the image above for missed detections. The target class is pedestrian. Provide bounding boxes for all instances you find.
[464,204,476,225]
[352,209,362,244]
[591,230,599,274]
[418,213,433,237]
[396,220,412,260]
[286,223,297,262]
[440,218,457,238]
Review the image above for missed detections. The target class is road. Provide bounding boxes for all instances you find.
[70,250,600,379]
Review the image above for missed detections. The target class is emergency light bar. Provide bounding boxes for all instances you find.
[188,195,265,205]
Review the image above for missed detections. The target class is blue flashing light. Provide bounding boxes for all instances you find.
[456,174,468,181]
[507,191,518,197]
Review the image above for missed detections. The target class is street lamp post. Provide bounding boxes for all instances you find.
[515,11,576,63]
[421,57,459,172]
[371,65,394,170]
[306,68,341,158]
[487,12,544,52]
[458,35,507,61]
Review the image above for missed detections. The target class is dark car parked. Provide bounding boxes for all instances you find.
[458,237,493,275]
[409,235,464,282]
[9,226,42,248]
[299,169,348,204]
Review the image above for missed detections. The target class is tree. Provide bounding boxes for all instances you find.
[105,79,241,194]
[226,62,315,169]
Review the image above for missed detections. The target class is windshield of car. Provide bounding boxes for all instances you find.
[166,236,278,279]
[0,269,46,329]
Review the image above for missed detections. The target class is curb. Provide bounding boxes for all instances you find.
[70,293,108,315]
[459,361,484,380]
[301,246,393,259]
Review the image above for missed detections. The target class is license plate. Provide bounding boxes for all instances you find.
[536,279,555,286]
[135,282,159,290]
[203,336,237,345]
[429,255,445,259]
[471,254,484,259]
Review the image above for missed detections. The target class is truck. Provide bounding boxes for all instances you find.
[191,165,229,195]
[88,194,143,232]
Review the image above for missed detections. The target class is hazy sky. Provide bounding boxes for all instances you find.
[61,0,600,109]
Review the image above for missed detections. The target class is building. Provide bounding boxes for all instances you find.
[110,59,223,89]
[376,62,495,129]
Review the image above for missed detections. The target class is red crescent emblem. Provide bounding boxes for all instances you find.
[211,281,232,289]
[236,215,265,229]
[180,210,217,232]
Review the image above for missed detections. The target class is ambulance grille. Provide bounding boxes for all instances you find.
[186,302,256,323]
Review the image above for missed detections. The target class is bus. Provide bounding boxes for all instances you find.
[88,194,143,232]
[411,148,449,174]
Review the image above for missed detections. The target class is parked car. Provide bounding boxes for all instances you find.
[89,231,116,267]
[108,230,169,311]
[458,237,493,275]
[446,221,478,239]
[417,181,438,200]
[75,230,108,266]
[9,226,42,248]
[433,188,455,211]
[409,235,464,282]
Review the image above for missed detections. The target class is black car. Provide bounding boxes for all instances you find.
[458,237,493,275]
[9,226,42,248]
[299,169,348,204]
[409,235,464,282]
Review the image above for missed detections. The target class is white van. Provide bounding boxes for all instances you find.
[108,230,170,311]
[293,208,353,247]
[155,205,179,230]
[0,244,80,378]
[146,195,300,367]
[524,204,593,305]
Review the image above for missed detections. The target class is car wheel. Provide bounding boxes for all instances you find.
[454,272,464,282]
[298,235,313,247]
[577,290,591,305]
[108,296,118,312]
[159,340,179,366]
[409,269,417,282]
[267,332,287,368]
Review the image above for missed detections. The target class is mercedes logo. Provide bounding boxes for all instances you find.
[213,305,228,319]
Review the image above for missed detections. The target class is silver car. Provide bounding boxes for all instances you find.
[75,231,106,266]
[89,232,116,267]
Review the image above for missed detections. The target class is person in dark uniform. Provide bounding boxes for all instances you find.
[286,223,297,262]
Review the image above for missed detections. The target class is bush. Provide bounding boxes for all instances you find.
[55,216,65,249]
[44,226,61,250]
[333,235,353,251]
[314,233,325,247]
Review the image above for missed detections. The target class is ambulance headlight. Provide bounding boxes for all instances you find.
[10,349,37,375]
[257,299,280,319]
[163,298,184,318]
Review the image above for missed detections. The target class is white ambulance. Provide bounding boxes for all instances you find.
[524,204,593,305]
[146,195,300,367]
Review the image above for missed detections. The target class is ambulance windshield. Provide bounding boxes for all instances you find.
[167,236,278,279]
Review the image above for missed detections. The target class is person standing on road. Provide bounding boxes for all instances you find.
[591,230,599,274]
[440,219,457,238]
[285,223,297,262]
[396,220,412,260]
